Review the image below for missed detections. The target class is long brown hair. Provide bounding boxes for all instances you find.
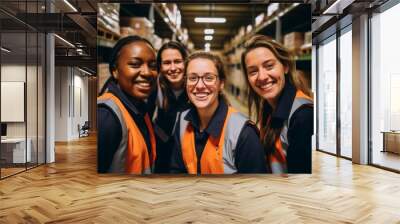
[156,41,188,110]
[241,35,311,155]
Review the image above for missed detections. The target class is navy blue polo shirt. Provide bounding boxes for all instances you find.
[170,98,268,174]
[97,80,153,173]
[263,79,314,173]
[151,87,190,173]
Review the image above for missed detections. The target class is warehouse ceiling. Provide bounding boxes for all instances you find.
[0,0,391,71]
[178,4,267,50]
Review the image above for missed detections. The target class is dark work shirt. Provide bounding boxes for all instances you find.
[170,99,268,174]
[97,79,153,173]
[263,78,314,173]
[150,87,190,173]
[153,87,190,137]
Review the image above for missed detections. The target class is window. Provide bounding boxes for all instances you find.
[370,2,400,171]
[339,26,352,158]
[317,35,337,154]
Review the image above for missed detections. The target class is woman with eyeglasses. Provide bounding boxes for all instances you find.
[241,35,313,174]
[170,52,268,174]
[149,41,190,173]
[97,36,157,174]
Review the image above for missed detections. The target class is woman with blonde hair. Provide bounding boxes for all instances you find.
[241,35,313,173]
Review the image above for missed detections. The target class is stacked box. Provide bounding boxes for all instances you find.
[98,63,111,94]
[267,3,279,17]
[224,42,231,52]
[304,31,312,44]
[149,34,162,50]
[120,27,134,38]
[246,25,253,34]
[284,32,304,51]
[120,17,154,39]
[98,3,120,35]
[255,13,264,26]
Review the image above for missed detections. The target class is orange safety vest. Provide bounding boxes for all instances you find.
[180,106,247,174]
[98,92,156,174]
[260,90,313,174]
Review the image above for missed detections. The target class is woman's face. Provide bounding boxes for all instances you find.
[186,58,224,110]
[244,47,288,106]
[160,48,185,89]
[114,41,157,100]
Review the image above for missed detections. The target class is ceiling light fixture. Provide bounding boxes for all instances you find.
[1,47,11,53]
[63,0,78,12]
[204,35,213,41]
[78,67,93,76]
[195,17,226,23]
[204,29,214,34]
[54,34,75,48]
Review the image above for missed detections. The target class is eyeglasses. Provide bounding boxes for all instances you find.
[186,74,218,86]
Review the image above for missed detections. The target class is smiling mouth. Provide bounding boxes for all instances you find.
[257,81,275,91]
[193,92,210,100]
[167,72,181,78]
[134,79,153,89]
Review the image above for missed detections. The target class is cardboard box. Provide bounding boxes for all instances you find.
[304,31,312,44]
[120,17,154,39]
[98,3,120,35]
[255,13,264,26]
[120,27,134,37]
[284,32,304,50]
[268,3,279,17]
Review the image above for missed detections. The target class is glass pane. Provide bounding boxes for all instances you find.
[1,30,27,177]
[371,3,400,171]
[339,27,352,158]
[27,31,38,169]
[38,32,45,165]
[317,35,337,154]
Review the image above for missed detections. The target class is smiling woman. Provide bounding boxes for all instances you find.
[170,52,268,174]
[97,35,158,174]
[241,35,314,174]
[149,41,190,173]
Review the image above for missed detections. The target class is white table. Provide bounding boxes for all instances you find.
[1,138,32,163]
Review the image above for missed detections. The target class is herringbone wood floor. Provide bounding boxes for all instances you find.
[0,135,399,223]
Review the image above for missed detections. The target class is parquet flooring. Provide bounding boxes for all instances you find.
[0,135,400,223]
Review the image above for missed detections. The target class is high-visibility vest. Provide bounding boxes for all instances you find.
[98,92,156,174]
[179,106,248,174]
[261,90,313,174]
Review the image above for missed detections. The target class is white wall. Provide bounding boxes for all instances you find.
[55,66,69,141]
[1,65,34,138]
[1,64,45,164]
[54,66,89,141]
